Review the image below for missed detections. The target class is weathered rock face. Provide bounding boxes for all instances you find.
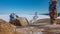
[9,17,29,26]
[0,19,14,34]
[9,18,22,26]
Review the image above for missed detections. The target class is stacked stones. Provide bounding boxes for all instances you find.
[49,0,58,24]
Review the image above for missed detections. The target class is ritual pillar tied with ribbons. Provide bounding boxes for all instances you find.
[49,0,58,24]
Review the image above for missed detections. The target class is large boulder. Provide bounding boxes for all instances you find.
[0,19,14,34]
[9,17,29,26]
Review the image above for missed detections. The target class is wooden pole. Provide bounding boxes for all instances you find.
[49,0,58,24]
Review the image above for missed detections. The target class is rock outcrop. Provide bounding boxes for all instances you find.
[9,17,29,26]
[0,19,14,34]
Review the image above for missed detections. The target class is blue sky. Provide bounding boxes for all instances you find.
[0,0,60,14]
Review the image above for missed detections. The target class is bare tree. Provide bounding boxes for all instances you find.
[30,12,38,23]
[33,12,38,21]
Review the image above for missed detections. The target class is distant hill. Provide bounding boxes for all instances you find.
[41,13,60,17]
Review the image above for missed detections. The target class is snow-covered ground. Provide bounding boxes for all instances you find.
[0,14,60,23]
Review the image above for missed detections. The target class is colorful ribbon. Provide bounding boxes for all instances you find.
[49,0,58,24]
